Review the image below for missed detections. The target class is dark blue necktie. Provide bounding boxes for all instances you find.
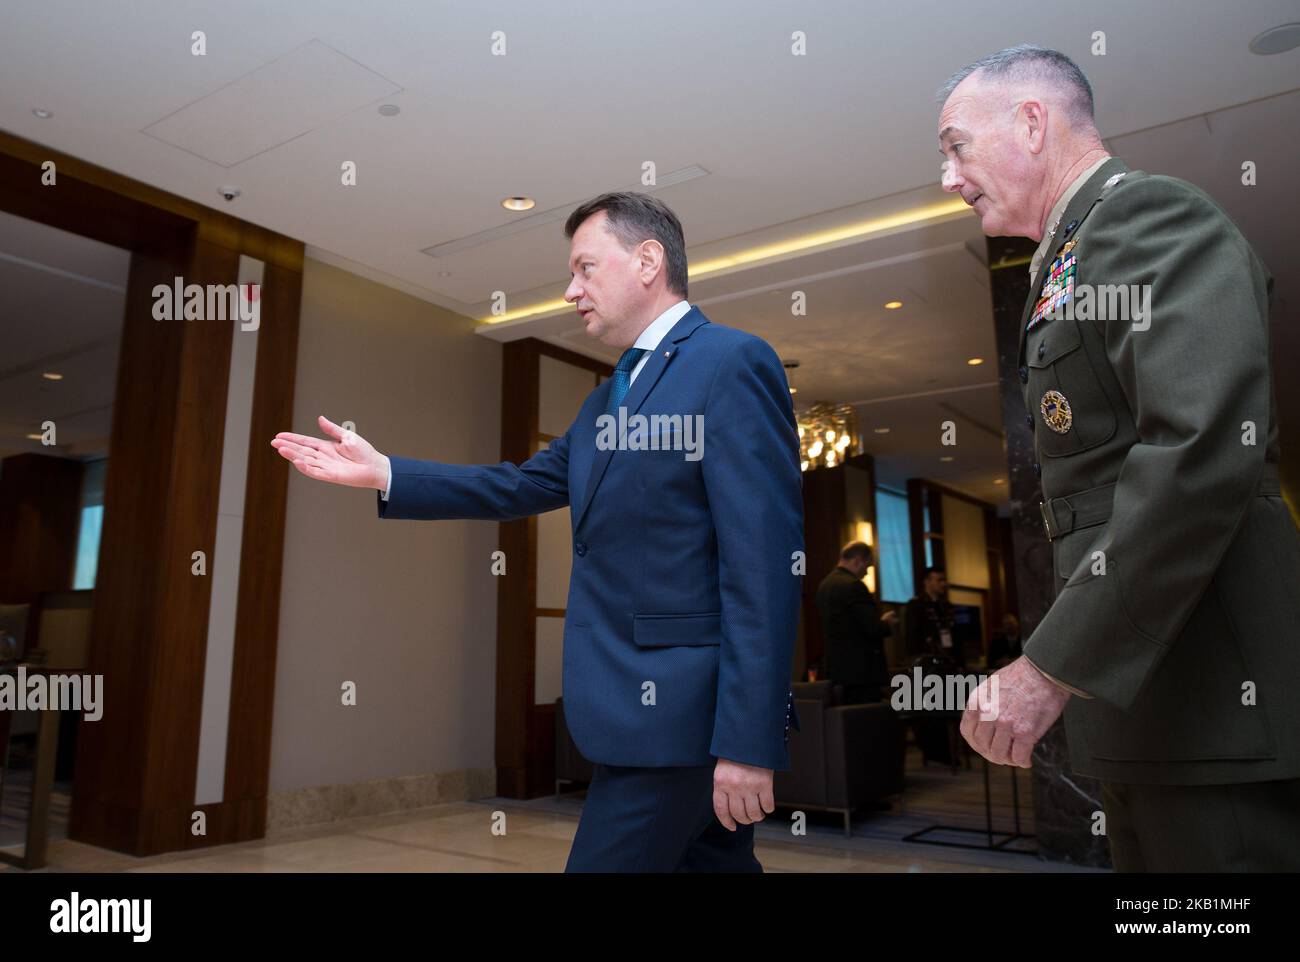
[606,347,648,414]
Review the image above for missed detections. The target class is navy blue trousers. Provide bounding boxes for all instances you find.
[565,763,763,872]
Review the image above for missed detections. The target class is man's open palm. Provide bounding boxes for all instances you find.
[271,415,387,489]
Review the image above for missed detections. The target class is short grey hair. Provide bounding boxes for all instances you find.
[936,44,1095,123]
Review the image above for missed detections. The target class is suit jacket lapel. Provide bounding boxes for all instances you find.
[573,307,709,531]
[1018,157,1130,362]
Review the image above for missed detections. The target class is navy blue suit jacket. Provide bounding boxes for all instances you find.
[378,307,804,770]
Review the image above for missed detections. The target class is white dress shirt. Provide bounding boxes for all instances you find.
[382,299,692,501]
[627,298,691,385]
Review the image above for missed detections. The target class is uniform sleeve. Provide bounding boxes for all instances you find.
[377,429,571,521]
[701,337,805,769]
[1022,176,1272,709]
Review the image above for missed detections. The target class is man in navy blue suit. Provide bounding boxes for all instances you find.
[272,192,804,872]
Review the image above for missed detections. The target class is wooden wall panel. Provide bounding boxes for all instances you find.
[495,340,540,798]
[69,239,195,845]
[495,340,612,798]
[0,454,84,607]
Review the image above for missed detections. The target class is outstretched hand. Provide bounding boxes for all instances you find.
[271,415,389,490]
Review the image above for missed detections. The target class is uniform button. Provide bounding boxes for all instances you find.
[1037,342,1047,359]
[1063,219,1078,236]
[575,541,587,557]
[1033,462,1042,478]
[1025,413,1034,430]
[1018,366,1029,383]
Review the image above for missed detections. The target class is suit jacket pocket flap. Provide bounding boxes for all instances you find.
[633,612,722,647]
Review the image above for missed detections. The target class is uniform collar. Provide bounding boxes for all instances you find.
[1028,155,1112,279]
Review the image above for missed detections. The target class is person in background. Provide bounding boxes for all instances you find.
[904,567,960,668]
[816,542,898,703]
[902,566,962,766]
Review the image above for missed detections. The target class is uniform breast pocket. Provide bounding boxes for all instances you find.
[1026,319,1117,458]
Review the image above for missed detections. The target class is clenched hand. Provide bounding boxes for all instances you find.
[713,758,775,831]
[960,655,1071,768]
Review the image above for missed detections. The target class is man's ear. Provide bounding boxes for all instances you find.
[1022,100,1048,156]
[637,239,665,287]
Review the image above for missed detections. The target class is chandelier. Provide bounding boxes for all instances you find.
[797,402,861,472]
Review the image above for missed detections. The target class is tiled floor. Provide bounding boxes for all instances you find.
[2,749,1104,873]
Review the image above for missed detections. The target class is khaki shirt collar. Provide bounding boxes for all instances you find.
[1028,155,1111,278]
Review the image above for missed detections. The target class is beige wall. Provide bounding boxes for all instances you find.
[270,257,502,795]
[940,494,989,590]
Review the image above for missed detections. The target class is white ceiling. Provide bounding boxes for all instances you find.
[2,0,1297,505]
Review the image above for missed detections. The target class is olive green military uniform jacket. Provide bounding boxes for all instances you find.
[1019,156,1300,785]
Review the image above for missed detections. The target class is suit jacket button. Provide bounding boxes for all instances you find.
[575,541,587,557]
[1038,342,1047,359]
[1018,365,1029,383]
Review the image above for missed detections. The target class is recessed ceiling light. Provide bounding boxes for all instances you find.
[884,300,903,310]
[873,427,890,434]
[993,478,1006,485]
[502,196,535,211]
[1250,23,1300,54]
[32,108,52,119]
[940,456,955,462]
[26,433,43,441]
[42,372,63,380]
[377,104,401,116]
[788,386,798,394]
[967,357,984,366]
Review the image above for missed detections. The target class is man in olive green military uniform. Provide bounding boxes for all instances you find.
[937,44,1300,871]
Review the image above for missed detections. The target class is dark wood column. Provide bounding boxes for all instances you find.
[495,339,542,799]
[494,339,611,799]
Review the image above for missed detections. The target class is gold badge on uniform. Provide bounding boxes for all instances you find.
[1040,390,1073,434]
